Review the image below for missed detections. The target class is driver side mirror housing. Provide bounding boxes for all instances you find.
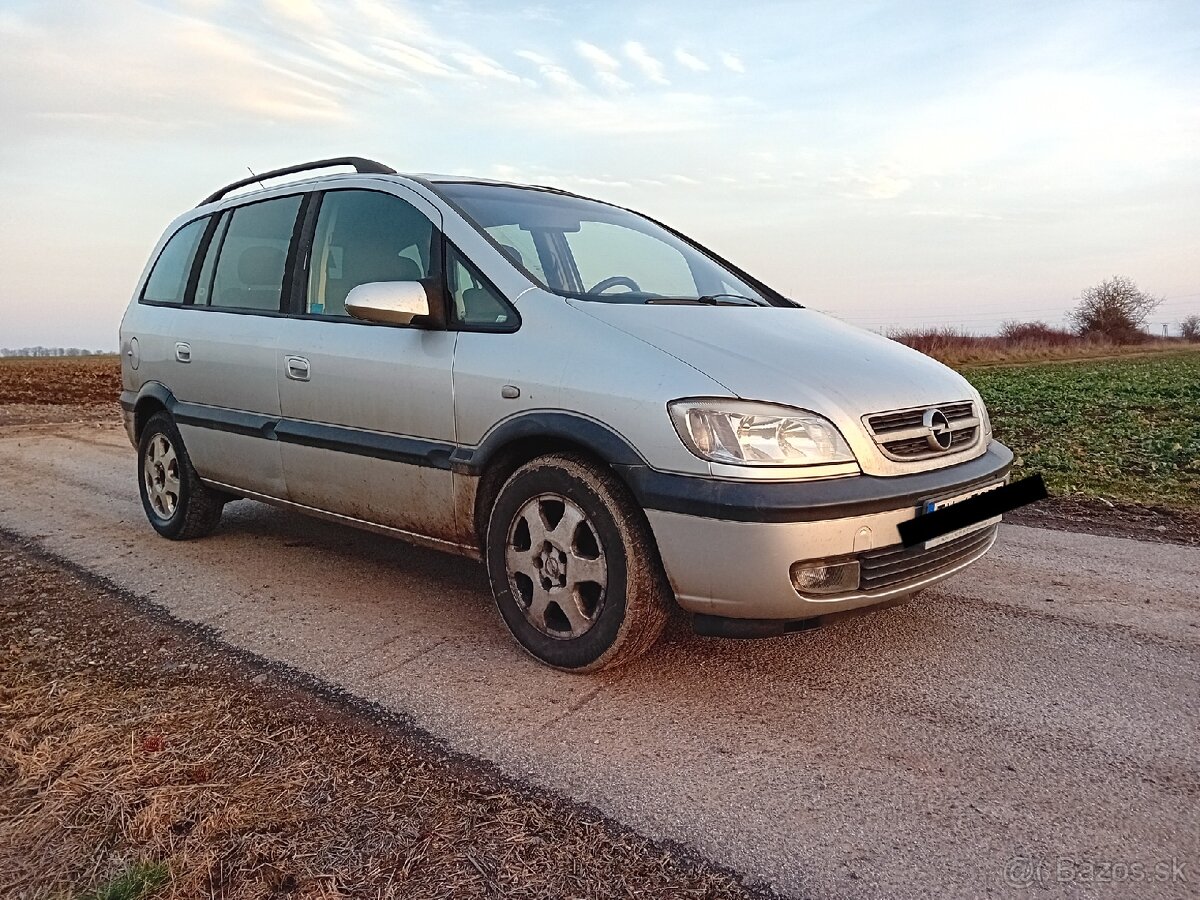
[345,281,430,326]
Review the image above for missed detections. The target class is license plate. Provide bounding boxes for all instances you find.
[920,482,1005,548]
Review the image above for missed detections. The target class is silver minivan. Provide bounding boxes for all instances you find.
[120,157,1014,671]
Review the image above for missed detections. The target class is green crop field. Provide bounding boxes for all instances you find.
[964,350,1200,510]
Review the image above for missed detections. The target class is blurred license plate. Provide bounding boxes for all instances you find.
[921,483,1005,548]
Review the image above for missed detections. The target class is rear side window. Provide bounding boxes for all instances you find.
[306,190,434,317]
[142,217,206,304]
[207,195,302,311]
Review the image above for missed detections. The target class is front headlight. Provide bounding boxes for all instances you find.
[977,397,992,440]
[668,399,856,466]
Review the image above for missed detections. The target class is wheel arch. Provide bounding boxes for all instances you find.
[129,382,177,442]
[455,412,649,548]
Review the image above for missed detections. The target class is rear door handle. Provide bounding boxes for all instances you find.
[174,342,191,363]
[285,356,310,381]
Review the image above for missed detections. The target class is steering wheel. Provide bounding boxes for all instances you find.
[587,275,642,295]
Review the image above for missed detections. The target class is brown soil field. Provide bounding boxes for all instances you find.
[0,355,121,406]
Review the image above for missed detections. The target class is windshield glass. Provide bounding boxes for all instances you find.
[435,182,789,306]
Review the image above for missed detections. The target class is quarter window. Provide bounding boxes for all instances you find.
[208,195,302,311]
[142,217,206,304]
[446,245,513,328]
[306,190,434,317]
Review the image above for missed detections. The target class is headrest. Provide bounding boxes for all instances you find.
[238,245,285,287]
[394,256,422,281]
[498,243,523,266]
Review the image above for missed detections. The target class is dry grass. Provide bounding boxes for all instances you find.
[0,356,120,406]
[0,543,762,900]
[887,327,1195,368]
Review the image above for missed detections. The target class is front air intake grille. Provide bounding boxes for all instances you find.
[858,524,997,593]
[864,401,980,461]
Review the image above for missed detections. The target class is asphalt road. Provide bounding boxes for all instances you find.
[1,422,1197,899]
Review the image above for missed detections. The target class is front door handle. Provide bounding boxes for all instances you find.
[285,356,310,381]
[174,342,191,363]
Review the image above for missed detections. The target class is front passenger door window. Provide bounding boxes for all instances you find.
[306,190,434,316]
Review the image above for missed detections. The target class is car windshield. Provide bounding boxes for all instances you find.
[434,182,791,306]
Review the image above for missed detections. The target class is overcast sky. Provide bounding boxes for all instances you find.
[1,0,1197,348]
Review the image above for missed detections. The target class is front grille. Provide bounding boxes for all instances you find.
[864,400,980,461]
[858,524,997,593]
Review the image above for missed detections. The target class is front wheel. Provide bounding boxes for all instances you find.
[485,453,671,672]
[138,411,225,540]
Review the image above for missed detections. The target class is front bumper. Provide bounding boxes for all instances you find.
[643,441,1011,620]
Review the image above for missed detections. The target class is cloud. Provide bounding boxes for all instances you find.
[261,0,329,31]
[515,49,584,91]
[674,47,709,72]
[624,41,669,85]
[831,165,913,200]
[501,91,724,135]
[519,5,563,24]
[375,39,458,78]
[451,51,522,84]
[515,49,553,66]
[596,71,633,91]
[575,40,621,72]
[573,42,635,90]
[0,6,351,144]
[719,50,745,73]
[308,36,412,82]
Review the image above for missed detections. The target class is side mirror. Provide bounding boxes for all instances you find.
[345,281,430,325]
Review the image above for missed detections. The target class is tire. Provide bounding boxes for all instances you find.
[138,411,225,540]
[485,453,671,672]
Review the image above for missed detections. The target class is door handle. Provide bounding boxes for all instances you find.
[285,356,310,381]
[174,342,191,363]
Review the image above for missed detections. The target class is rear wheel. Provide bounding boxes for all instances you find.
[485,453,671,672]
[138,411,225,540]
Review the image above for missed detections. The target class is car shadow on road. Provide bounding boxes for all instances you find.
[208,496,970,691]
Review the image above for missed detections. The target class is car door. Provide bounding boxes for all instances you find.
[164,193,303,498]
[273,187,459,544]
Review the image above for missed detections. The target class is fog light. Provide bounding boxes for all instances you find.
[790,559,860,596]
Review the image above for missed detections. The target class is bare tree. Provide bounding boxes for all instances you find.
[1068,275,1163,343]
[1182,315,1200,341]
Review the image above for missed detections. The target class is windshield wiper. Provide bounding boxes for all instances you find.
[644,293,763,307]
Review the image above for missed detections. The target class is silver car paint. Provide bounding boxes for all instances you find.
[452,292,726,475]
[125,304,287,498]
[122,169,1003,622]
[648,508,998,618]
[275,319,460,541]
[570,302,989,477]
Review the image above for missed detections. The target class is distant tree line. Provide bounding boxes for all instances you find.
[0,347,111,357]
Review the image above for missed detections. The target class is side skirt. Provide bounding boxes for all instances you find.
[202,479,483,561]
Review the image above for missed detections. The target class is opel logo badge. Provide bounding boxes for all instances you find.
[922,408,953,452]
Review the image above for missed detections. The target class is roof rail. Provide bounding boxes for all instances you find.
[198,157,396,206]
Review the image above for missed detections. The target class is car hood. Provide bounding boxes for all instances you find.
[570,302,986,476]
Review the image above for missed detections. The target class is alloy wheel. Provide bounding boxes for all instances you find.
[505,493,608,639]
